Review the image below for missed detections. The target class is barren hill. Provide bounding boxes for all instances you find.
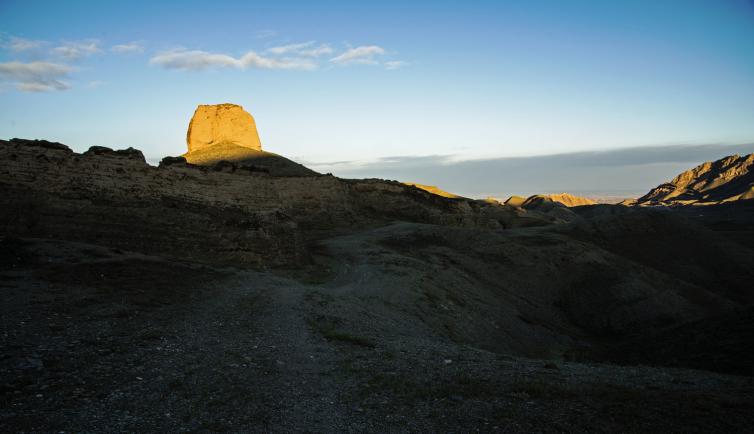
[402,182,462,198]
[2,136,754,431]
[506,193,595,208]
[502,193,595,223]
[182,104,317,176]
[636,153,754,205]
[541,192,596,207]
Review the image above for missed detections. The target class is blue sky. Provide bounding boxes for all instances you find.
[2,0,754,195]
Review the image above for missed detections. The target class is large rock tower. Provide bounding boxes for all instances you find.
[186,103,262,153]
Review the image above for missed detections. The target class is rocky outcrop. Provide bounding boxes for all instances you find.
[504,196,526,207]
[403,182,462,198]
[518,195,581,223]
[540,193,596,207]
[636,153,754,206]
[182,103,317,176]
[182,142,318,176]
[186,103,262,153]
[505,193,595,208]
[0,139,302,267]
[0,138,550,267]
[502,193,594,223]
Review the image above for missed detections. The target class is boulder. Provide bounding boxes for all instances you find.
[186,103,262,153]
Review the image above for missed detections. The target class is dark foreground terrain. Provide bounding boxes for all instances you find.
[2,139,754,432]
[2,234,753,433]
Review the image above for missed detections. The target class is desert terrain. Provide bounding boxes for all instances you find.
[1,105,754,432]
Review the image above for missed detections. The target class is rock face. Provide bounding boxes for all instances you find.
[504,195,527,207]
[518,195,581,223]
[505,193,595,208]
[501,193,595,223]
[186,103,262,153]
[637,153,754,205]
[0,138,549,267]
[541,193,596,207]
[403,182,462,198]
[182,103,318,176]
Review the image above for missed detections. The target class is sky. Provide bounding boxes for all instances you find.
[2,0,754,197]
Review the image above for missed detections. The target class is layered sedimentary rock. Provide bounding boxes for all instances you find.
[182,142,318,176]
[541,193,596,207]
[636,153,754,205]
[0,139,548,267]
[182,103,317,176]
[0,139,301,266]
[403,182,462,198]
[505,193,595,208]
[501,193,594,223]
[504,195,527,207]
[186,103,262,153]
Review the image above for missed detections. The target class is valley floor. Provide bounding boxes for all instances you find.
[2,235,753,433]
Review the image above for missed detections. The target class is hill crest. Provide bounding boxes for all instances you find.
[636,153,754,205]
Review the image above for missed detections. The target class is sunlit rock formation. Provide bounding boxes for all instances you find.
[186,103,262,153]
[403,182,462,198]
[181,103,317,176]
[540,193,596,207]
[636,153,754,206]
[503,195,527,207]
[500,193,595,222]
[505,193,595,208]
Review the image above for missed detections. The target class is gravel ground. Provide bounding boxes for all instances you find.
[2,237,753,433]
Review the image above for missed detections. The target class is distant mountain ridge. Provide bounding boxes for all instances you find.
[635,153,754,206]
[504,193,595,208]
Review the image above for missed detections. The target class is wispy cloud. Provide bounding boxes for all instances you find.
[242,51,316,69]
[385,60,408,70]
[0,61,73,92]
[267,41,315,55]
[52,40,101,60]
[300,44,333,57]
[150,40,403,73]
[111,42,145,54]
[330,45,386,65]
[5,37,45,52]
[149,49,316,71]
[267,41,333,57]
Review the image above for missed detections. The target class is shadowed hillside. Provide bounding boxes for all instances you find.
[2,135,754,431]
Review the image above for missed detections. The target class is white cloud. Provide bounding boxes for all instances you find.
[53,40,101,60]
[111,42,144,54]
[149,42,398,73]
[267,41,315,55]
[385,60,408,70]
[150,50,240,69]
[300,44,333,57]
[149,49,316,71]
[241,52,316,69]
[5,37,45,52]
[267,41,333,57]
[0,61,73,92]
[330,45,386,65]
